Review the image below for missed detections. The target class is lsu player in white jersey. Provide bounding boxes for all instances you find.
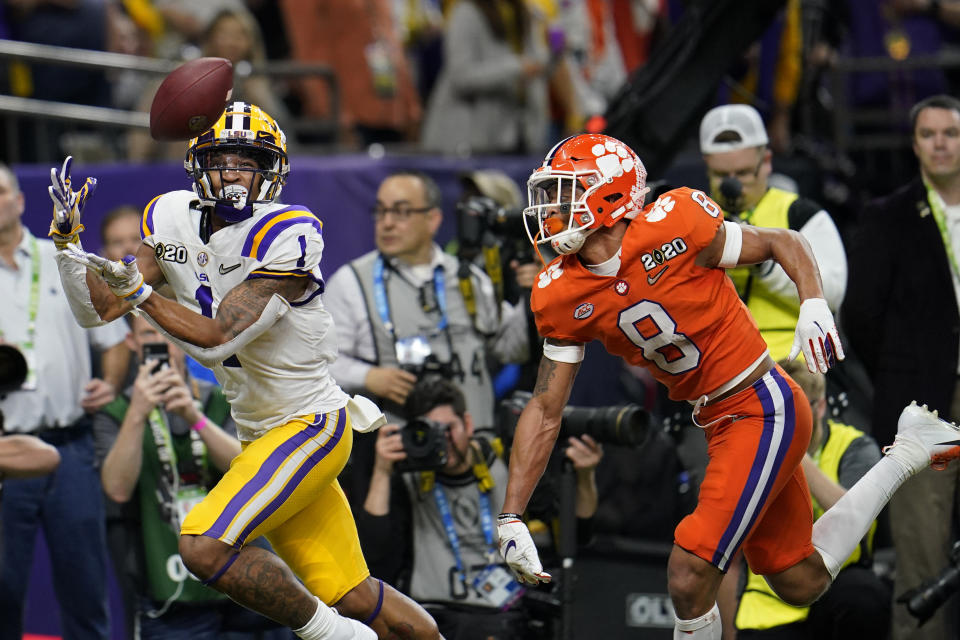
[49,102,441,640]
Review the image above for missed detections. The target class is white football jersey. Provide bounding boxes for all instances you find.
[141,190,348,441]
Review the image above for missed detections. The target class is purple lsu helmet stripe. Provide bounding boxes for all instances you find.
[711,368,796,570]
[141,194,162,239]
[231,409,346,546]
[203,413,329,540]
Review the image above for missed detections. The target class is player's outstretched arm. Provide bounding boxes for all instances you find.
[502,346,580,515]
[498,345,580,585]
[140,275,308,348]
[698,223,844,373]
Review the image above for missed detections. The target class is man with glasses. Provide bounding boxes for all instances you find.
[699,104,846,362]
[325,170,530,499]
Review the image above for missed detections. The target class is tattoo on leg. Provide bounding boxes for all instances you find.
[207,545,316,628]
[384,622,416,639]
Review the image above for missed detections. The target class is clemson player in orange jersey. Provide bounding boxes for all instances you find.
[494,134,960,639]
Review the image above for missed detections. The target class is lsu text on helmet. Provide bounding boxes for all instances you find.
[185,101,289,223]
[524,134,649,255]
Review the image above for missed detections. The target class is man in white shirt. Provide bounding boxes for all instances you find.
[0,163,127,640]
[324,170,529,499]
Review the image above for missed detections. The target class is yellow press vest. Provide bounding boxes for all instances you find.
[726,187,800,361]
[735,420,877,630]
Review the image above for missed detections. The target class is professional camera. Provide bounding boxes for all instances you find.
[0,344,28,434]
[0,344,28,395]
[898,540,960,626]
[400,354,459,383]
[496,391,652,448]
[395,417,449,473]
[456,196,534,303]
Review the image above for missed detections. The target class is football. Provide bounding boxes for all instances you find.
[149,57,233,141]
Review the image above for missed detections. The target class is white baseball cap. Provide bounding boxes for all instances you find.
[699,104,769,154]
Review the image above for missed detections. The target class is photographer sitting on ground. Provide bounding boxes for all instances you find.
[355,376,602,640]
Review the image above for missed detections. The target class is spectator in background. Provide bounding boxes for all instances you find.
[5,0,112,162]
[279,0,422,147]
[0,162,127,640]
[356,376,602,639]
[843,94,960,640]
[100,204,143,262]
[129,5,290,162]
[325,170,530,502]
[420,0,552,155]
[699,104,846,363]
[94,313,286,639]
[716,0,802,154]
[719,357,889,640]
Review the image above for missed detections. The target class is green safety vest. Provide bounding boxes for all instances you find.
[725,187,801,361]
[101,387,231,604]
[735,420,877,630]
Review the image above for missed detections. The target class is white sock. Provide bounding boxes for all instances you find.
[294,597,377,640]
[811,456,907,579]
[674,603,721,639]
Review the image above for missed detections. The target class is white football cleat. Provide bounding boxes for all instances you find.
[883,401,960,474]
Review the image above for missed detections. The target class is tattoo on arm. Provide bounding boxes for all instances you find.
[216,276,309,339]
[533,358,559,396]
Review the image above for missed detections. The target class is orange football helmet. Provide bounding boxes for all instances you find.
[524,134,649,255]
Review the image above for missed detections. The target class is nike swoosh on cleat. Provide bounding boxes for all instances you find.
[219,263,241,275]
[647,266,668,285]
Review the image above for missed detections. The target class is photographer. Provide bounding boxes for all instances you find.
[355,376,602,640]
[92,312,260,638]
[325,170,531,500]
[0,162,127,640]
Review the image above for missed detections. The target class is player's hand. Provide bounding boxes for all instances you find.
[788,297,845,374]
[48,156,97,250]
[364,367,418,406]
[62,244,153,307]
[497,513,551,585]
[80,378,116,413]
[373,423,407,474]
[565,434,603,472]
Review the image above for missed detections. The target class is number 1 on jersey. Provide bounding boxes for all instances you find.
[618,300,701,374]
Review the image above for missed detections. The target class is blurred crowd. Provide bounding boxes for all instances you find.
[0,0,957,197]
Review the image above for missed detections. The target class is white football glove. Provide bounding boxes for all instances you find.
[63,243,153,307]
[497,513,551,585]
[48,156,97,250]
[788,297,845,374]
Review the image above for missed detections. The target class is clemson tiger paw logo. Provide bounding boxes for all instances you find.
[591,140,635,179]
[645,195,675,222]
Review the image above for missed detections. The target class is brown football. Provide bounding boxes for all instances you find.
[149,57,233,141]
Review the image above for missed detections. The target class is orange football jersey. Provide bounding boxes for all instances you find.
[531,187,769,401]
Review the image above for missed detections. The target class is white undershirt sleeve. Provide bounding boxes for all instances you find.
[54,249,108,327]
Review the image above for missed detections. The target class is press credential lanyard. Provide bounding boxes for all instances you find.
[0,235,41,388]
[925,180,960,281]
[373,254,448,338]
[433,484,497,588]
